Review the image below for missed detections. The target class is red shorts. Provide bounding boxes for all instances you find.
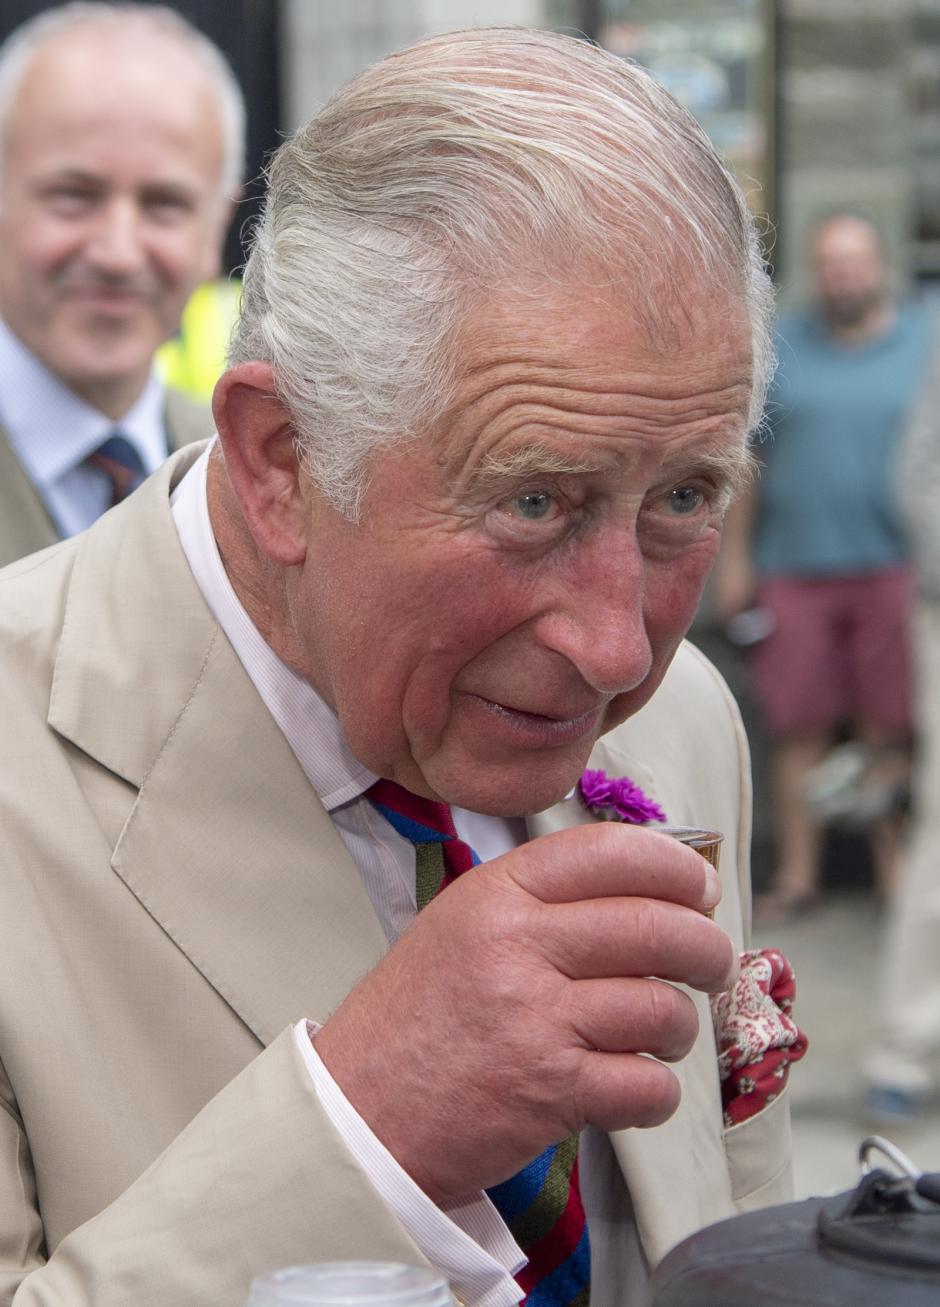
[750,568,914,738]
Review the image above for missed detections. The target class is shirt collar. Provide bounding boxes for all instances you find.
[171,443,379,812]
[0,314,168,489]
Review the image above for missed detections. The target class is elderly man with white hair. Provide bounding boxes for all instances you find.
[0,27,796,1307]
[0,2,243,565]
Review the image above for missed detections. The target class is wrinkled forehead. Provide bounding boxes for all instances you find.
[429,270,755,468]
[811,216,884,263]
[5,25,219,141]
[0,25,227,199]
[454,256,754,377]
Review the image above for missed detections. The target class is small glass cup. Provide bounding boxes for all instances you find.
[246,1262,454,1307]
[650,825,723,917]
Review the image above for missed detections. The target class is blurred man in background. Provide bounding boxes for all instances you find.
[717,212,933,921]
[0,2,243,566]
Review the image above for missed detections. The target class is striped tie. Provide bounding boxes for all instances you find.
[86,433,147,507]
[367,778,591,1307]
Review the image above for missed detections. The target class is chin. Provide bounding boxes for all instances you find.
[429,755,588,818]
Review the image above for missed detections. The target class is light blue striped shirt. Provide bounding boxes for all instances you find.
[0,315,169,537]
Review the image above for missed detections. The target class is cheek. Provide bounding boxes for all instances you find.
[360,548,531,710]
[154,226,216,289]
[23,215,87,270]
[0,228,72,331]
[307,541,489,691]
[645,536,720,646]
[0,227,51,287]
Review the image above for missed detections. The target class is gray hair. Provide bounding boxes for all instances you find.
[231,26,774,517]
[0,2,245,203]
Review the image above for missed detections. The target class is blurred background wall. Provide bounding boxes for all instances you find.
[5,0,940,296]
[277,0,940,295]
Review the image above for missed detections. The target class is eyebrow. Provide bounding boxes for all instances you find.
[471,439,756,496]
[37,168,198,201]
[674,443,757,498]
[475,443,617,482]
[37,167,102,187]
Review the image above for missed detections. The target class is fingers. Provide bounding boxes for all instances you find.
[576,1051,683,1131]
[565,976,700,1062]
[505,823,720,915]
[540,895,738,993]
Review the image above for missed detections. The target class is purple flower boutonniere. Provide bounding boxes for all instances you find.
[578,768,667,825]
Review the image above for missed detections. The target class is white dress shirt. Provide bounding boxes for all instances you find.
[0,315,169,537]
[171,444,525,1307]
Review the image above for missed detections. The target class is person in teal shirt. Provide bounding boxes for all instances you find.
[716,211,934,921]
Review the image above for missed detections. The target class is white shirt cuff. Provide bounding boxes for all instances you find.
[293,1021,524,1307]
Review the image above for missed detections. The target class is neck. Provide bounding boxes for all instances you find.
[66,371,150,421]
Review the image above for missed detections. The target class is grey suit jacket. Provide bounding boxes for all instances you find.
[0,388,213,567]
[0,444,791,1306]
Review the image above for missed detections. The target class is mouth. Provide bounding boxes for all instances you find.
[65,286,150,313]
[462,693,607,746]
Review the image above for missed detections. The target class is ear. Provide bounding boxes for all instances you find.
[213,361,308,567]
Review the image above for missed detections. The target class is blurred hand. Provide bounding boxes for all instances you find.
[712,550,756,623]
[313,823,737,1206]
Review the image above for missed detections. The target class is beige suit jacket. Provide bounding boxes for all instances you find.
[0,445,792,1306]
[0,388,213,567]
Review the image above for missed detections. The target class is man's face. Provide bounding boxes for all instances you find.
[290,283,753,815]
[0,30,229,416]
[812,217,888,327]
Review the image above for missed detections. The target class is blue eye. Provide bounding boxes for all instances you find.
[669,485,704,515]
[515,492,554,520]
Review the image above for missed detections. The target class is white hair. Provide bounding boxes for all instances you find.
[0,2,245,202]
[231,26,774,517]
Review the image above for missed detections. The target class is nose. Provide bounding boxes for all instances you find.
[86,198,146,277]
[537,530,653,695]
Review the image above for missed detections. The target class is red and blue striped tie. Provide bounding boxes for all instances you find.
[85,432,147,507]
[367,778,591,1307]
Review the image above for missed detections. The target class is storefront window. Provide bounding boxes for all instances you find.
[583,1,775,229]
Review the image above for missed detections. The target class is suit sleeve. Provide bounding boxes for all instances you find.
[0,1030,427,1307]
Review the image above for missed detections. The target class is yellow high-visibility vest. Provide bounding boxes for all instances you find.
[156,279,242,403]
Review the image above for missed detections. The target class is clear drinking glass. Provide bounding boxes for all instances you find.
[246,1261,454,1307]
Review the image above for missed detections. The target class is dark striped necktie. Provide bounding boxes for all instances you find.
[85,433,147,508]
[367,778,591,1307]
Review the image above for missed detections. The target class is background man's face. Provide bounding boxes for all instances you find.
[0,29,229,414]
[288,279,754,816]
[812,216,888,327]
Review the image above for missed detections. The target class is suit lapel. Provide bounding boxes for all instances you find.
[0,423,59,565]
[0,390,211,571]
[526,733,730,1262]
[49,446,388,1047]
[114,629,388,1044]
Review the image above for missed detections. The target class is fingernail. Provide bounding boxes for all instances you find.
[701,865,721,914]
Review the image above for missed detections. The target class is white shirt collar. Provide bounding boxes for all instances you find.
[0,314,168,488]
[170,442,379,811]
